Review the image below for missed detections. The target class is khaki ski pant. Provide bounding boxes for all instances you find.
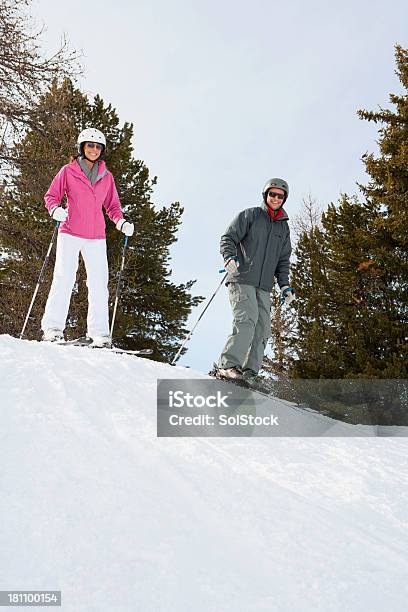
[218,283,271,374]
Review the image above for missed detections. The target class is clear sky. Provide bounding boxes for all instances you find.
[33,0,407,371]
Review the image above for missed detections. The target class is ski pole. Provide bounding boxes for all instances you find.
[110,235,128,338]
[20,222,60,339]
[171,271,228,365]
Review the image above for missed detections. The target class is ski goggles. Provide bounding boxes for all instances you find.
[85,142,104,150]
[267,191,285,200]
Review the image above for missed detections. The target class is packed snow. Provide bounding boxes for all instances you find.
[1,334,407,611]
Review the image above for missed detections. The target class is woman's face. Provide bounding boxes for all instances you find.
[83,141,103,162]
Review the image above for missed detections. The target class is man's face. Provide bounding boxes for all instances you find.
[266,187,285,210]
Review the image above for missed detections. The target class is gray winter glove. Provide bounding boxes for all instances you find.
[50,206,68,222]
[225,257,239,274]
[280,286,296,305]
[116,219,134,237]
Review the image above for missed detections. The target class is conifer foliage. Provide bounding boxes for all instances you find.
[262,286,296,380]
[357,45,408,377]
[291,46,407,378]
[0,80,202,362]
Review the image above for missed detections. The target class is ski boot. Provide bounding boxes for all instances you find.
[209,364,248,387]
[217,366,244,380]
[209,363,243,380]
[242,369,258,385]
[42,328,64,343]
[89,335,112,349]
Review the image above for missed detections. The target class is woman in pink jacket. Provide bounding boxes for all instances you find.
[41,128,134,347]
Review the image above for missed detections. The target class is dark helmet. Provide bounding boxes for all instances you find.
[262,178,289,204]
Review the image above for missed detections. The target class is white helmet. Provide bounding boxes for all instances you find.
[77,128,106,153]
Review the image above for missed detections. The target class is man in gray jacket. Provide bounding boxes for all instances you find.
[216,178,295,381]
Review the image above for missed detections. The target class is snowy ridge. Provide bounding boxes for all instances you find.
[1,334,408,612]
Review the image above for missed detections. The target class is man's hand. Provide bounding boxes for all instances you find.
[280,286,296,305]
[225,258,239,274]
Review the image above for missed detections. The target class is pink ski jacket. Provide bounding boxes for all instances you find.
[44,160,124,239]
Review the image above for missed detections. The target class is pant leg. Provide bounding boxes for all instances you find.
[242,288,271,374]
[41,233,81,332]
[80,239,110,337]
[218,283,258,369]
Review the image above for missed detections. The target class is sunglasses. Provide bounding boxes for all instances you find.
[85,142,104,151]
[267,191,285,200]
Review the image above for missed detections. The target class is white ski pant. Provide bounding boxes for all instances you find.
[41,233,110,337]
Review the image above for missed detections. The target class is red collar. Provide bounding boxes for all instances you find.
[267,206,284,222]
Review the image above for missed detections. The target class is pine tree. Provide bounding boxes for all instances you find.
[290,45,407,379]
[290,217,335,378]
[317,196,385,377]
[262,285,297,380]
[356,44,408,377]
[0,79,202,362]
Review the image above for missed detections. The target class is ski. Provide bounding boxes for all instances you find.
[208,366,319,413]
[57,337,153,356]
[104,346,153,356]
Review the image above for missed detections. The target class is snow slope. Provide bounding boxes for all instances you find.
[1,334,407,612]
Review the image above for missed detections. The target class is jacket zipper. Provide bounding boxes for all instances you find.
[73,170,98,237]
[258,211,273,288]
